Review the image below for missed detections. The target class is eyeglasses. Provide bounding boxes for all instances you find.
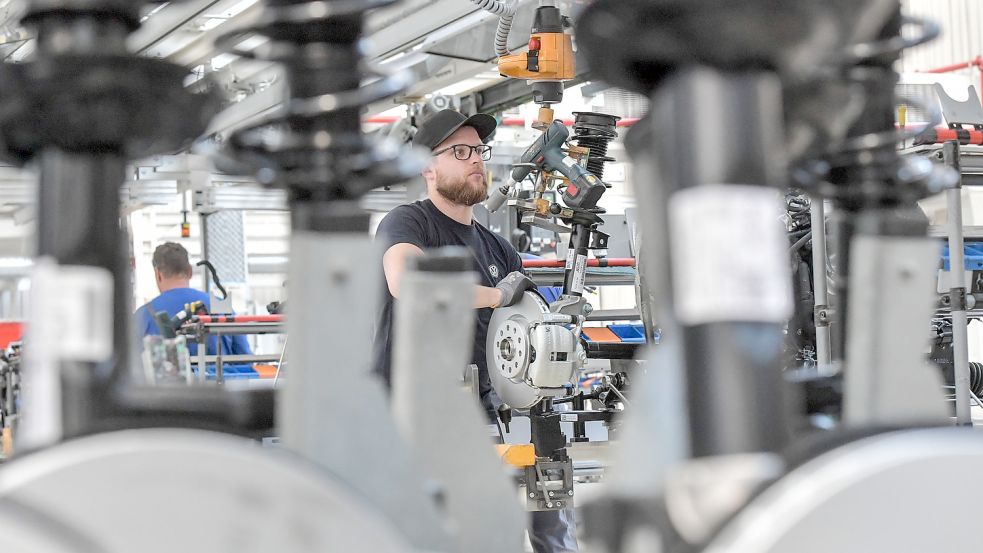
[432,144,493,161]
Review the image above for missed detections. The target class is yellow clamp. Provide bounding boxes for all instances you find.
[496,444,536,467]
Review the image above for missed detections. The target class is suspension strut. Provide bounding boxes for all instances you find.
[571,1,949,551]
[0,0,220,443]
[575,0,824,458]
[216,0,419,227]
[823,10,943,363]
[214,1,450,549]
[557,112,620,296]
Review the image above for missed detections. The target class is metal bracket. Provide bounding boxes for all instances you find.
[934,84,983,128]
[524,458,575,511]
[590,229,609,250]
[814,305,833,327]
[520,211,572,234]
[950,287,968,311]
[549,294,587,317]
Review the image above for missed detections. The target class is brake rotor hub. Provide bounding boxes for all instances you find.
[494,319,531,380]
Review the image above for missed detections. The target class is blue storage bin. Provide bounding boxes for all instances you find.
[941,242,983,270]
[203,364,258,380]
[608,324,646,343]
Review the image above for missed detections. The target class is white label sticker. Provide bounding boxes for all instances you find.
[20,259,114,448]
[560,413,578,423]
[572,254,588,295]
[668,185,792,324]
[564,254,575,272]
[32,260,114,361]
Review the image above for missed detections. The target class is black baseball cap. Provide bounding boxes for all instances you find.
[413,109,497,150]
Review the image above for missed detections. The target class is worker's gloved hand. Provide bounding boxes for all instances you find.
[495,271,535,308]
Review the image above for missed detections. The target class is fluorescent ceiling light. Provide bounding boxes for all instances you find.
[210,52,238,70]
[224,0,262,18]
[141,2,170,23]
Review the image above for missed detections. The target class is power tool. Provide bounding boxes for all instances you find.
[498,4,576,126]
[152,301,207,338]
[511,120,607,210]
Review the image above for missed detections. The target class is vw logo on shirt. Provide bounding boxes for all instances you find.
[489,264,499,279]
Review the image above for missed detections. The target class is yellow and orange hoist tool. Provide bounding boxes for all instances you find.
[498,3,576,128]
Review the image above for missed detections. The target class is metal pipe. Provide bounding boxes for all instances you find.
[944,141,972,425]
[364,116,641,127]
[196,315,284,324]
[187,323,283,335]
[273,335,287,388]
[923,56,981,74]
[215,343,224,385]
[200,212,211,293]
[916,127,983,145]
[523,258,636,268]
[198,336,207,383]
[195,354,283,364]
[788,232,811,253]
[811,197,832,368]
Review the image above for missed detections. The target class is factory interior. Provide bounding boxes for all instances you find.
[3,0,983,551]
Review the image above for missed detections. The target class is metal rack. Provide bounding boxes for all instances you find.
[906,142,980,425]
[180,315,285,385]
[526,266,637,287]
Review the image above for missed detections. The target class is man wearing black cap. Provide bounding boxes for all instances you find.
[372,109,579,553]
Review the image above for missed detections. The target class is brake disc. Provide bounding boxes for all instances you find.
[487,291,550,409]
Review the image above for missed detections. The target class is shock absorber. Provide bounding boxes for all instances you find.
[214,1,449,550]
[576,0,830,461]
[821,11,943,366]
[0,0,219,444]
[808,10,956,426]
[216,0,419,220]
[572,111,620,180]
[570,2,959,551]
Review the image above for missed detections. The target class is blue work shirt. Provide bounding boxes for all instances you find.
[135,288,252,357]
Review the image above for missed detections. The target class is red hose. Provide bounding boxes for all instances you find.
[913,127,983,146]
[923,58,980,74]
[522,258,636,268]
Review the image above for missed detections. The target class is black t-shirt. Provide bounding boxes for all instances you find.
[373,199,523,410]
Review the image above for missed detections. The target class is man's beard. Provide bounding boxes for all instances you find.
[436,172,487,207]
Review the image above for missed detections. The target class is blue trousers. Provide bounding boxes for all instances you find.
[530,507,578,553]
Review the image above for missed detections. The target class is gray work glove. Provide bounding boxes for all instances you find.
[495,271,536,308]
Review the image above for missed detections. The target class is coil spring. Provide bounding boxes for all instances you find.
[931,322,983,397]
[786,192,811,233]
[572,111,620,181]
[818,14,944,206]
[970,362,983,397]
[215,0,420,199]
